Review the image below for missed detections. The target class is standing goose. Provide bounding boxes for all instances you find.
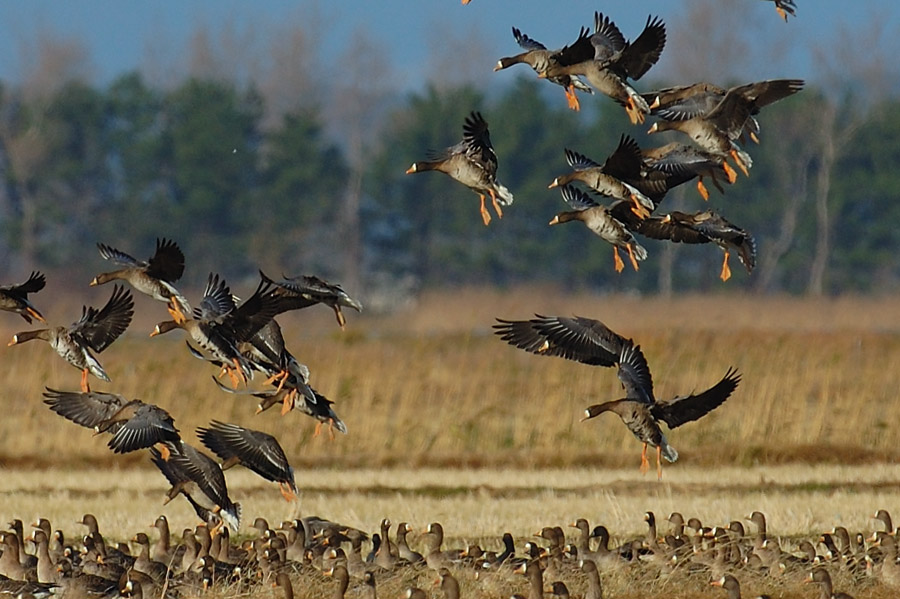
[197,421,298,502]
[90,238,190,322]
[0,271,46,323]
[548,137,657,218]
[632,210,757,281]
[406,111,513,226]
[150,441,242,533]
[494,26,594,110]
[582,340,740,479]
[710,575,743,599]
[542,12,666,124]
[549,185,648,273]
[806,567,854,599]
[42,388,180,458]
[8,285,134,392]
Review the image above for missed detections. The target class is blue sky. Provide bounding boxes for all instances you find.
[0,1,898,91]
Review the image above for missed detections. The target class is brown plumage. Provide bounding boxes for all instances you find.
[406,111,514,226]
[633,210,757,281]
[582,340,740,479]
[90,238,189,322]
[0,271,46,324]
[494,26,594,111]
[197,420,297,502]
[42,388,179,455]
[549,184,648,273]
[543,12,666,124]
[8,285,134,392]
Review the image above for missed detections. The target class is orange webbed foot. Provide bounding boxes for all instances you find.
[613,247,625,273]
[722,161,738,184]
[479,195,491,226]
[564,86,580,111]
[696,179,710,201]
[720,251,733,282]
[639,443,650,475]
[626,244,640,271]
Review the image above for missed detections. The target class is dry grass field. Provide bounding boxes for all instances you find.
[0,288,899,597]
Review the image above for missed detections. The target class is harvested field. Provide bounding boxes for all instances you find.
[0,290,898,597]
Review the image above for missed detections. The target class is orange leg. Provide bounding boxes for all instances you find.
[629,194,651,219]
[313,421,323,438]
[489,188,503,219]
[696,179,710,201]
[612,247,625,273]
[719,250,733,282]
[280,390,296,416]
[157,443,171,461]
[263,370,289,394]
[730,150,750,177]
[80,369,91,393]
[27,307,46,323]
[167,300,187,324]
[478,195,491,226]
[328,419,336,441]
[722,161,738,184]
[776,7,787,21]
[639,442,650,474]
[279,482,297,503]
[625,244,640,271]
[564,85,580,112]
[656,446,663,480]
[624,97,645,125]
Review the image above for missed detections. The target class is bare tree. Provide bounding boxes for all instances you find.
[323,29,395,293]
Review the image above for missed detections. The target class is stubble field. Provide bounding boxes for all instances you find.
[0,288,899,597]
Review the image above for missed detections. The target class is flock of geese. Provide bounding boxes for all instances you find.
[409,9,803,281]
[0,505,894,599]
[0,2,886,599]
[1,237,362,537]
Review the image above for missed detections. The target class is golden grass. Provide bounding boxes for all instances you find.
[1,290,899,596]
[1,289,899,466]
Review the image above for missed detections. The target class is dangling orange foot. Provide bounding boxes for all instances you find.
[719,251,733,282]
[313,421,323,438]
[157,443,172,461]
[279,482,297,502]
[280,390,296,416]
[264,370,289,393]
[489,188,503,219]
[328,419,337,441]
[630,194,651,219]
[626,244,640,271]
[613,247,625,273]
[722,161,738,184]
[656,446,663,480]
[564,85,580,111]
[478,195,491,226]
[730,150,750,177]
[696,179,710,201]
[80,369,91,393]
[639,442,650,475]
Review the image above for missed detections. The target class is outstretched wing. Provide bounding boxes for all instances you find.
[42,388,128,429]
[616,341,655,405]
[145,238,186,283]
[197,421,293,487]
[73,285,134,352]
[493,315,627,367]
[651,368,740,428]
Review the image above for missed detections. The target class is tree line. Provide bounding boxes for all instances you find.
[0,68,897,301]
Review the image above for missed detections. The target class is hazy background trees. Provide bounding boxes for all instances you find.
[0,4,898,304]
